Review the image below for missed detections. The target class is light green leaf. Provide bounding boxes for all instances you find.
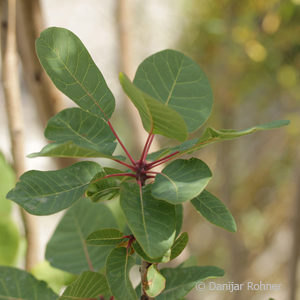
[152,158,212,204]
[0,266,57,300]
[156,266,224,300]
[36,27,115,119]
[7,161,102,215]
[133,241,171,263]
[148,120,290,160]
[145,265,166,297]
[0,153,15,216]
[191,190,237,232]
[170,232,188,260]
[119,73,188,142]
[86,168,125,202]
[29,108,117,159]
[86,228,123,246]
[120,182,176,258]
[133,49,213,132]
[106,247,138,300]
[46,198,117,274]
[59,271,110,299]
[0,217,20,266]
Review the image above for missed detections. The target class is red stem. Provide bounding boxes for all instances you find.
[107,120,136,166]
[112,158,136,171]
[91,172,135,184]
[139,132,154,163]
[146,151,179,169]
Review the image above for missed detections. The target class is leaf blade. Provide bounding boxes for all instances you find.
[86,228,124,246]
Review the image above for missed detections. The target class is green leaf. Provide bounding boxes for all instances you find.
[86,168,124,202]
[191,190,237,232]
[152,158,212,204]
[86,228,124,246]
[145,265,166,297]
[0,266,57,300]
[36,27,115,119]
[149,120,290,159]
[170,232,188,260]
[156,266,224,300]
[175,204,183,237]
[133,49,213,132]
[29,108,117,159]
[0,153,15,216]
[0,217,20,266]
[59,271,110,299]
[133,241,171,263]
[106,247,138,300]
[46,198,117,274]
[120,182,176,258]
[119,73,188,142]
[7,161,102,215]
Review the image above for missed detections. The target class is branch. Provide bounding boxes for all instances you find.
[1,0,39,271]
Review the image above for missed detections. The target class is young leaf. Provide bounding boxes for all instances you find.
[36,27,115,119]
[133,49,213,132]
[148,120,290,160]
[86,167,124,202]
[156,266,224,300]
[46,198,117,274]
[6,161,102,215]
[152,158,212,204]
[0,266,57,300]
[145,265,166,297]
[119,73,188,142]
[120,182,176,258]
[86,228,124,246]
[29,108,117,159]
[59,271,110,300]
[191,190,237,232]
[133,241,171,263]
[170,232,188,260]
[106,247,138,300]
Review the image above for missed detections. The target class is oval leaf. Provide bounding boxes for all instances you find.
[119,73,188,142]
[191,190,237,232]
[59,271,110,300]
[86,228,123,246]
[0,266,57,300]
[29,108,117,158]
[120,182,176,258]
[106,247,138,300]
[157,266,224,300]
[7,161,102,215]
[36,27,115,119]
[46,198,117,274]
[152,158,212,204]
[133,49,213,132]
[145,265,166,297]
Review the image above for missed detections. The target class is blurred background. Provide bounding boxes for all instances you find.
[0,0,299,299]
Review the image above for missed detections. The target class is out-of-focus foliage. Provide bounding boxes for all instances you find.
[179,1,299,299]
[0,153,20,266]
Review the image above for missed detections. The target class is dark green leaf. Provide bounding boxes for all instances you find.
[170,232,188,260]
[7,161,102,215]
[175,204,183,237]
[106,247,138,300]
[29,108,117,159]
[46,198,117,274]
[157,266,224,300]
[59,271,110,299]
[119,73,188,142]
[0,266,57,300]
[145,265,166,297]
[133,49,213,132]
[86,228,123,246]
[120,182,176,258]
[191,190,237,232]
[36,27,115,119]
[152,158,212,204]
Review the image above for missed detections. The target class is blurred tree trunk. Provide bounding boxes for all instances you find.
[0,0,39,271]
